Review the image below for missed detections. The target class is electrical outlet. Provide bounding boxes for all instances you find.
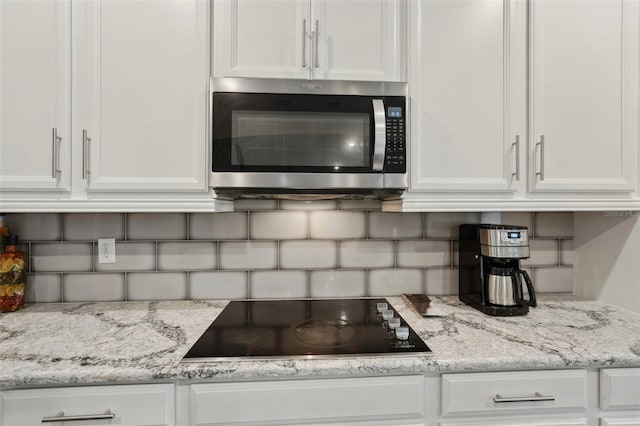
[98,238,116,264]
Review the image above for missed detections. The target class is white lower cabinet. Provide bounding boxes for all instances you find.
[599,368,640,426]
[0,383,174,426]
[600,419,640,426]
[441,420,587,426]
[188,375,425,426]
[439,370,589,426]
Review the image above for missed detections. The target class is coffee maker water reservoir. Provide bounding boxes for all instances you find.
[459,224,537,316]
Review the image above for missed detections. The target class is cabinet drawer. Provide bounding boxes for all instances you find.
[190,375,424,425]
[600,418,640,426]
[1,383,174,426]
[441,370,587,416]
[600,368,640,410]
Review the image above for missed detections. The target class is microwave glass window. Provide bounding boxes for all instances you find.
[231,111,370,168]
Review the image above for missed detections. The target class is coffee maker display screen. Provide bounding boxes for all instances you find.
[507,232,521,239]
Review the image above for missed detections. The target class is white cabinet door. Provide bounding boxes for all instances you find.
[441,420,587,426]
[529,0,638,193]
[190,376,424,425]
[78,0,209,192]
[212,0,310,79]
[1,384,174,426]
[213,0,404,82]
[600,419,640,426]
[311,0,404,81]
[409,0,526,193]
[0,0,71,191]
[600,368,640,410]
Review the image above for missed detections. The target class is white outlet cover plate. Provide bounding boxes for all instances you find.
[98,238,116,263]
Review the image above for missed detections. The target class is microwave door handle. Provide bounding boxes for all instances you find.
[372,99,386,171]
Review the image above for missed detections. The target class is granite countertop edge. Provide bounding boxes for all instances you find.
[1,294,639,388]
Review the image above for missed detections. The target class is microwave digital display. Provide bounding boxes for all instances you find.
[388,107,402,118]
[507,232,521,239]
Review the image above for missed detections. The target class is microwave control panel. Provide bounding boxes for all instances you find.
[384,103,405,173]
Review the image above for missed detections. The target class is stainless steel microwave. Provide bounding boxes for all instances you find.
[210,78,407,199]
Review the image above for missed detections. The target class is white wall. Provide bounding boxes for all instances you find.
[575,212,640,313]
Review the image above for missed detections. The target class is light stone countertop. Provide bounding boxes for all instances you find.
[1,294,639,388]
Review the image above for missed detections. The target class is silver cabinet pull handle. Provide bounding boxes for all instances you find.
[42,409,115,422]
[302,19,307,68]
[51,128,62,178]
[372,99,385,171]
[82,129,92,179]
[494,392,555,403]
[512,135,520,181]
[313,19,319,68]
[535,135,545,180]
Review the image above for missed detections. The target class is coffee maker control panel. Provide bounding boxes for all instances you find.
[479,227,528,247]
[500,230,527,243]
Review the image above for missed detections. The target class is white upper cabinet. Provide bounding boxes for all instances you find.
[529,0,638,193]
[77,0,209,192]
[310,0,405,81]
[213,0,405,81]
[0,0,71,191]
[409,0,526,193]
[213,0,310,79]
[405,0,639,211]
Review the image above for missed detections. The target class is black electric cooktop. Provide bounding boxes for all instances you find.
[183,298,431,360]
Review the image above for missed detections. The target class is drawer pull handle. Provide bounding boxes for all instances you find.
[42,409,115,422]
[493,392,555,403]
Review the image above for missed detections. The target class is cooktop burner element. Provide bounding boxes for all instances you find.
[183,298,431,360]
[292,319,356,347]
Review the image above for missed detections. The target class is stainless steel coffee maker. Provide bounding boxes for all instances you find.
[459,224,537,316]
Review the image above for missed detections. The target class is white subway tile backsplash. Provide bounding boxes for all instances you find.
[560,239,574,266]
[534,267,573,293]
[397,240,451,267]
[309,270,366,298]
[500,212,534,230]
[190,212,248,240]
[339,240,394,268]
[338,200,382,211]
[425,268,458,295]
[280,240,337,269]
[127,213,187,240]
[95,242,155,272]
[158,242,216,271]
[368,212,422,239]
[534,212,573,238]
[250,211,307,240]
[32,243,93,272]
[63,213,125,241]
[310,211,366,239]
[10,209,576,303]
[219,241,277,270]
[127,272,187,300]
[369,269,422,296]
[279,200,337,210]
[233,199,278,211]
[250,270,307,299]
[7,213,61,241]
[452,240,460,267]
[64,273,125,302]
[425,212,481,238]
[25,273,62,303]
[189,271,248,300]
[521,239,559,267]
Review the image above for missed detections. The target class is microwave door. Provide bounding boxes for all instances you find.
[213,93,380,173]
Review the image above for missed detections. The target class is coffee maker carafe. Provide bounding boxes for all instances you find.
[459,224,536,316]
